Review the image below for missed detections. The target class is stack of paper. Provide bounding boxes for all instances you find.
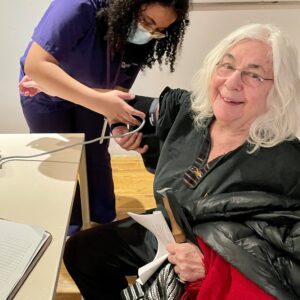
[128,211,174,284]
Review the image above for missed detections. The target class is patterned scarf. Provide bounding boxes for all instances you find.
[121,263,184,300]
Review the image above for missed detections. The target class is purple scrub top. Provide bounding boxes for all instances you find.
[20,0,142,103]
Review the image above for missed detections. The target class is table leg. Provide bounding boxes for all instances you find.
[78,146,91,229]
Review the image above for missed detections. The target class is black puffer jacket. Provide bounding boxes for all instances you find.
[144,88,300,299]
[185,191,300,300]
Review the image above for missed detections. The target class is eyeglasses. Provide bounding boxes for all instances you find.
[138,14,168,39]
[216,63,273,88]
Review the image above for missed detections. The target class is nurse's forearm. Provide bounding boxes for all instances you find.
[25,63,106,113]
[24,42,108,113]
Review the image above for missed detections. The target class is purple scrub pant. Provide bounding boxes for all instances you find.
[20,94,116,227]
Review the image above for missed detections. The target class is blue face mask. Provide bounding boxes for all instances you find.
[127,24,154,45]
[128,23,166,45]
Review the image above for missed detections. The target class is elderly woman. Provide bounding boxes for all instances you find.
[64,24,300,300]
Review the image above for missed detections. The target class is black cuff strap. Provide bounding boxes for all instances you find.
[130,95,159,128]
[110,95,159,132]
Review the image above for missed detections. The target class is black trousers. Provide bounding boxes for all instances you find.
[63,217,157,300]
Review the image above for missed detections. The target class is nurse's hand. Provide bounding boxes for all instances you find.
[167,242,205,283]
[19,75,42,96]
[111,125,148,154]
[102,90,145,126]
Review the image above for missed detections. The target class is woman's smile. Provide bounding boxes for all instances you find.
[220,94,244,105]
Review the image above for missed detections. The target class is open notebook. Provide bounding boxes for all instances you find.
[0,219,52,299]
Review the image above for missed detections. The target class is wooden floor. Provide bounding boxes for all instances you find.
[55,156,155,300]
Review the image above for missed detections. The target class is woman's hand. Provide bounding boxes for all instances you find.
[167,242,205,283]
[19,75,42,96]
[111,125,148,154]
[102,90,145,126]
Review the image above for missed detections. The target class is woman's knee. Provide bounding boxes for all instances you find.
[63,229,102,275]
[63,225,122,275]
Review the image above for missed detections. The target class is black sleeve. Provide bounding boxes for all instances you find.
[128,95,159,174]
[140,87,190,173]
[156,87,191,141]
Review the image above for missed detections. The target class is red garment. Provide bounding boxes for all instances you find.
[180,237,275,300]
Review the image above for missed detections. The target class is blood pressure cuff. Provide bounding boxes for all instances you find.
[110,95,159,173]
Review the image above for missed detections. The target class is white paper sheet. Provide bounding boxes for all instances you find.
[128,211,175,284]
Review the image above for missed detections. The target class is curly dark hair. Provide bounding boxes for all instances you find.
[97,0,189,72]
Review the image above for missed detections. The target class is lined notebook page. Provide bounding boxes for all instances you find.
[0,219,50,299]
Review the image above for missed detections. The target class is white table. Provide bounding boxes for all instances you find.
[0,133,90,300]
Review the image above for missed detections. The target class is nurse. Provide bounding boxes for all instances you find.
[19,0,189,234]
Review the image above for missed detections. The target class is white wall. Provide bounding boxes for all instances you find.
[0,0,51,133]
[1,1,300,154]
[131,3,300,96]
